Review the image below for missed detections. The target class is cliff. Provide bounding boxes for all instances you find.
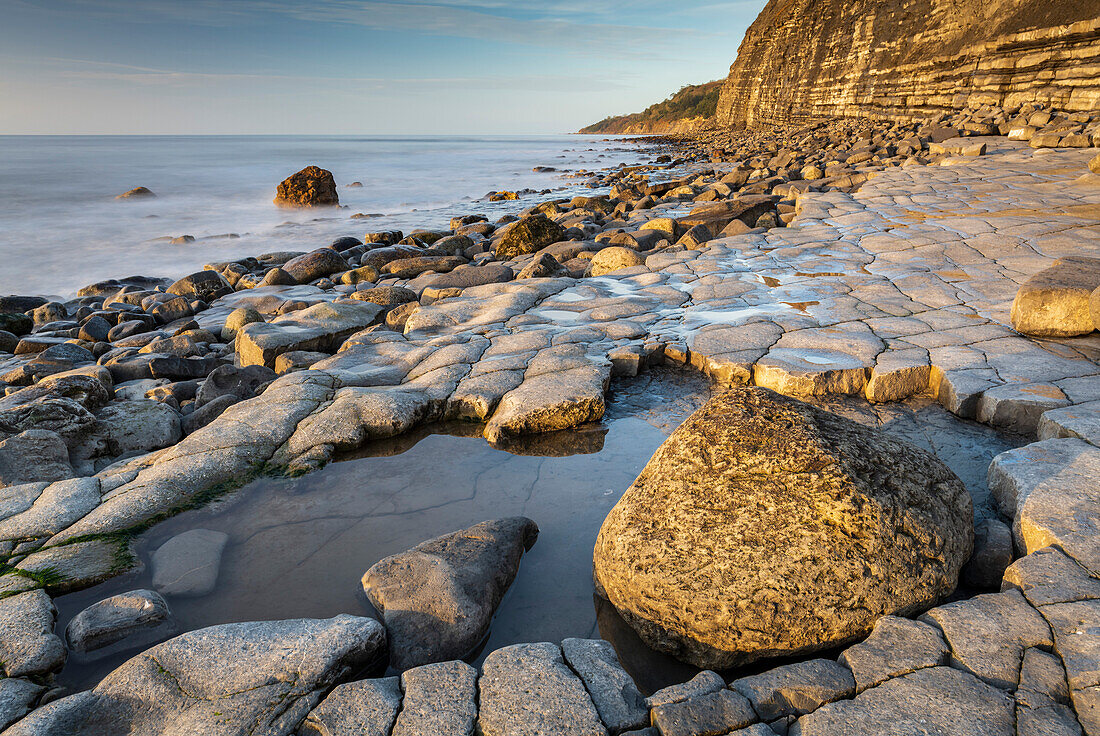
[579,81,722,134]
[715,0,1100,127]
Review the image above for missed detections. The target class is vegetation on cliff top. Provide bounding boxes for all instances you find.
[579,80,722,134]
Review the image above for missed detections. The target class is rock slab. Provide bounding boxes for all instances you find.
[362,517,538,670]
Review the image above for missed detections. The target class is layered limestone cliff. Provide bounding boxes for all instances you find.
[715,0,1100,127]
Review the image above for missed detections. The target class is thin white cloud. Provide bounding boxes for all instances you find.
[16,55,633,93]
[54,0,712,58]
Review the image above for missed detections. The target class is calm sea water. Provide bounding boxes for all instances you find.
[0,135,644,298]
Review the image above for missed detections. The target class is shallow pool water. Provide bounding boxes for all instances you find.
[53,368,1022,693]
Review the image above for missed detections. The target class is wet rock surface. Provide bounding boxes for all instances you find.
[65,589,173,655]
[362,517,538,670]
[150,528,229,597]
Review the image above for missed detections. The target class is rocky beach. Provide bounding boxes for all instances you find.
[1,0,1100,733]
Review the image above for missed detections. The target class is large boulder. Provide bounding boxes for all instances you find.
[362,517,538,670]
[151,528,230,597]
[589,247,645,277]
[593,386,972,669]
[274,166,339,208]
[0,590,66,678]
[494,215,566,260]
[1010,257,1100,337]
[4,615,386,736]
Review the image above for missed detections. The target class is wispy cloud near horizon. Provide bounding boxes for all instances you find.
[0,0,766,134]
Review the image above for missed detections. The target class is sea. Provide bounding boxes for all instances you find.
[0,135,649,298]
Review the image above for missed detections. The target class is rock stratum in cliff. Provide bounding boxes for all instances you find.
[716,0,1100,127]
[579,80,722,135]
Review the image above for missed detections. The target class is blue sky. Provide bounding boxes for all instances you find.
[0,0,766,134]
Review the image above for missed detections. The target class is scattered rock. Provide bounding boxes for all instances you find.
[731,658,855,720]
[15,537,137,593]
[484,346,609,444]
[65,588,173,654]
[838,615,948,693]
[300,676,402,736]
[236,301,384,368]
[151,528,230,597]
[790,666,1014,736]
[590,247,645,276]
[392,660,478,736]
[0,476,101,543]
[92,399,182,457]
[651,689,757,736]
[362,517,538,669]
[494,215,566,259]
[920,589,1053,690]
[646,670,727,709]
[1011,257,1100,337]
[561,638,648,733]
[0,678,44,731]
[283,249,350,284]
[115,187,155,200]
[167,270,233,304]
[0,430,73,487]
[194,364,276,409]
[220,307,264,342]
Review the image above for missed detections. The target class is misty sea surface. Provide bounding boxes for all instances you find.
[0,134,646,297]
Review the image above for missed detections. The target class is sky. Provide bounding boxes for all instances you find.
[0,0,767,135]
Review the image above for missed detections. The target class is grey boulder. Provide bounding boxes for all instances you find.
[477,642,607,736]
[0,589,66,677]
[299,677,402,736]
[0,678,44,731]
[92,399,182,457]
[0,430,73,489]
[362,517,538,670]
[66,588,174,655]
[4,615,387,736]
